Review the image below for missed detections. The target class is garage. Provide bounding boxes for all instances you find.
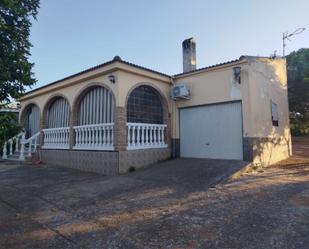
[180,101,243,160]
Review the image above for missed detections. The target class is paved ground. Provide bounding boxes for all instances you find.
[0,151,308,248]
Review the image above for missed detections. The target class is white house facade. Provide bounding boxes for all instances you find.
[3,39,292,174]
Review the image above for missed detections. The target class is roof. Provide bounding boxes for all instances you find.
[24,56,171,95]
[173,57,245,77]
[23,55,248,96]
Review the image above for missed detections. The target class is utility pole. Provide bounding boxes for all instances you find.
[282,28,306,57]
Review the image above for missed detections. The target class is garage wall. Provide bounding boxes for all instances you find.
[246,57,291,165]
[173,57,291,165]
[173,61,252,139]
[173,61,251,139]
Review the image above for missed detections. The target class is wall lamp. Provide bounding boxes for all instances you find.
[108,74,116,84]
[233,66,241,84]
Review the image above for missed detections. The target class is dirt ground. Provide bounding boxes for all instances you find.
[0,139,308,249]
[292,136,309,158]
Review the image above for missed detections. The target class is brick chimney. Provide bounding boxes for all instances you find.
[182,38,196,73]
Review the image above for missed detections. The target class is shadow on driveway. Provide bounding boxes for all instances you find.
[0,158,307,249]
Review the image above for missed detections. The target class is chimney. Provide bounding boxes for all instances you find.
[182,37,196,73]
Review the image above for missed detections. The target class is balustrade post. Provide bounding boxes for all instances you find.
[2,141,7,159]
[149,126,153,145]
[95,126,99,146]
[141,126,145,146]
[145,126,149,146]
[136,125,140,147]
[110,125,114,145]
[9,139,13,156]
[75,128,78,146]
[80,128,83,146]
[28,140,32,157]
[98,127,102,145]
[34,136,37,152]
[132,125,136,147]
[83,127,86,146]
[102,126,106,145]
[161,127,165,145]
[15,137,19,152]
[153,126,159,145]
[19,133,25,160]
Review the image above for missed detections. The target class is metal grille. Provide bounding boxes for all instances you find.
[127,86,163,124]
[47,98,70,128]
[78,86,114,125]
[25,104,40,137]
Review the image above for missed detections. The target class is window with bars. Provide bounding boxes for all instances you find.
[47,98,70,128]
[127,86,163,124]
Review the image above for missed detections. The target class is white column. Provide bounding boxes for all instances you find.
[145,126,149,146]
[141,126,145,146]
[160,127,164,145]
[19,133,25,160]
[153,126,157,145]
[9,139,13,156]
[81,127,85,146]
[28,140,32,157]
[15,137,19,152]
[103,126,106,146]
[136,125,140,147]
[95,126,99,146]
[127,125,131,147]
[2,141,7,159]
[98,127,102,146]
[34,136,37,152]
[149,126,153,145]
[132,125,136,147]
[110,125,114,146]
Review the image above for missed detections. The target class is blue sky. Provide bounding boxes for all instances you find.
[29,0,309,89]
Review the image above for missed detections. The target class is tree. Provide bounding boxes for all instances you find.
[0,0,40,103]
[0,111,21,156]
[286,48,309,136]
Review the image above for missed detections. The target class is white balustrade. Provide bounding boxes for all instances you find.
[2,141,7,159]
[127,123,167,150]
[2,132,24,159]
[73,123,114,150]
[42,127,70,149]
[2,131,39,160]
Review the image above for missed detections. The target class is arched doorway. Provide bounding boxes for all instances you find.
[126,85,167,149]
[42,96,70,149]
[21,104,40,138]
[73,85,115,150]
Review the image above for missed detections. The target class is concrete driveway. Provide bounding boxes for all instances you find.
[0,157,308,249]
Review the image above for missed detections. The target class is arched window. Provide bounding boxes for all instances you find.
[47,97,70,128]
[24,104,40,137]
[127,85,163,124]
[78,86,114,125]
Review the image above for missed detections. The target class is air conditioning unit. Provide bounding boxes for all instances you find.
[171,84,190,100]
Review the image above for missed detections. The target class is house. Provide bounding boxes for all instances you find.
[3,38,292,174]
[0,103,20,118]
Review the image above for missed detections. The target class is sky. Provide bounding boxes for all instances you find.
[29,0,309,89]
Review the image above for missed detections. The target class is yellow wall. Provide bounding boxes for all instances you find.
[172,57,291,165]
[19,62,171,118]
[116,70,171,109]
[20,73,119,118]
[173,61,251,138]
[19,57,291,166]
[246,57,291,165]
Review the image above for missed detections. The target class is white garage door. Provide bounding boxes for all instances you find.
[180,102,243,160]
